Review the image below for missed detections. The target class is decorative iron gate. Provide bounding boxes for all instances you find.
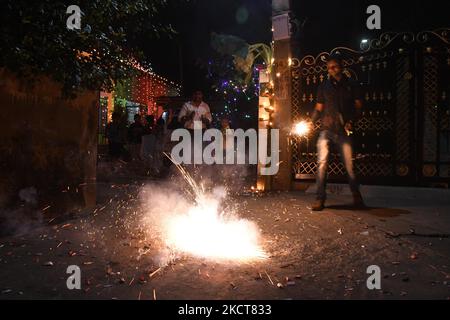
[291,29,450,186]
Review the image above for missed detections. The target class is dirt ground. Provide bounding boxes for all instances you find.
[0,177,449,300]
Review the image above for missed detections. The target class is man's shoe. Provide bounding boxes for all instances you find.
[353,192,366,208]
[311,199,325,211]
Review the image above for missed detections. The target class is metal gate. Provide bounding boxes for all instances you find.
[290,29,450,186]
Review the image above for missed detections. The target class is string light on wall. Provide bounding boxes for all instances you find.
[102,55,181,118]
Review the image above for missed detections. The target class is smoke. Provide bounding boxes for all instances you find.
[0,187,44,237]
[139,172,266,266]
[0,206,43,237]
[183,163,256,195]
[18,187,38,205]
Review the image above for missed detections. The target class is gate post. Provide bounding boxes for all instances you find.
[270,0,293,190]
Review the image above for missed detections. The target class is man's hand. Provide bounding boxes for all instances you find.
[200,114,210,125]
[180,111,195,125]
[344,121,353,136]
[310,104,323,124]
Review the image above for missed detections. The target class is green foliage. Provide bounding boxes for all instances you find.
[0,0,177,95]
[210,33,272,84]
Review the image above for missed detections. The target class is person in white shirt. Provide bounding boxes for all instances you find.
[178,90,212,130]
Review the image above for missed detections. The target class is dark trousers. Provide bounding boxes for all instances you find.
[109,142,124,158]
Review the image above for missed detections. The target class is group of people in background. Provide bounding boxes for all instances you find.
[104,89,251,188]
[105,106,176,174]
[105,89,218,175]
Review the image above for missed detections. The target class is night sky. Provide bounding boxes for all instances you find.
[294,0,449,55]
[143,0,272,96]
[142,0,448,96]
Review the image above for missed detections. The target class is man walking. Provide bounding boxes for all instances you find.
[309,56,365,211]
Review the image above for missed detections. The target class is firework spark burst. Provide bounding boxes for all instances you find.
[144,155,267,262]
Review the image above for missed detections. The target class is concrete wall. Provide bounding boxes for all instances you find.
[271,0,293,190]
[0,68,98,212]
[271,39,293,190]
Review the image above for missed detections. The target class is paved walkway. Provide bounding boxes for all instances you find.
[1,182,449,299]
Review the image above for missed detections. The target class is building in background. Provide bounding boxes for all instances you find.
[99,63,181,145]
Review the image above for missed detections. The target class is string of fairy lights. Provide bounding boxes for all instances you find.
[90,41,182,96]
[209,59,262,122]
[260,38,276,129]
[129,57,182,93]
[109,57,181,114]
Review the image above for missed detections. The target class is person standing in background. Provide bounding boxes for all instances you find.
[178,90,213,166]
[178,90,212,130]
[128,114,144,161]
[141,115,156,169]
[106,111,127,159]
